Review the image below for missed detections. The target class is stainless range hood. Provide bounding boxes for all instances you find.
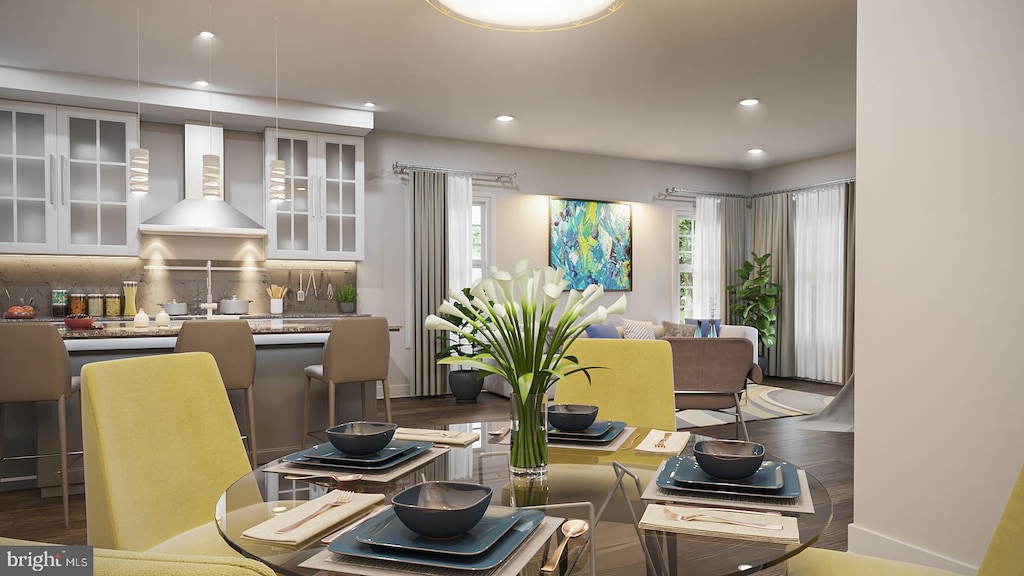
[139,123,267,238]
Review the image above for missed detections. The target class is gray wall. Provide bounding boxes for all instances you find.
[852,1,1024,572]
[749,150,855,194]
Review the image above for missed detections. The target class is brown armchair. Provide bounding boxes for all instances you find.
[666,337,762,440]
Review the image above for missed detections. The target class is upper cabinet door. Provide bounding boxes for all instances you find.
[57,107,140,255]
[318,134,364,261]
[0,100,58,253]
[265,128,364,261]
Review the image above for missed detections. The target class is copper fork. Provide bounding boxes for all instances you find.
[654,432,672,448]
[275,491,354,534]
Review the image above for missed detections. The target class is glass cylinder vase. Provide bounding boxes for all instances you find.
[509,391,549,507]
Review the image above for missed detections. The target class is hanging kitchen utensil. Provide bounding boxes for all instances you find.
[326,271,335,300]
[297,271,306,302]
[307,270,318,299]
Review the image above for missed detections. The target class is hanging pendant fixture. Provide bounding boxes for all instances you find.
[202,3,222,200]
[268,16,287,203]
[424,0,625,32]
[129,0,149,194]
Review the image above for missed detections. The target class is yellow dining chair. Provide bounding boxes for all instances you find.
[0,537,275,576]
[787,462,1024,575]
[80,352,254,556]
[175,320,258,467]
[0,323,80,528]
[302,317,392,447]
[555,338,677,431]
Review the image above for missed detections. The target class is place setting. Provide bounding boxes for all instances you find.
[543,404,636,451]
[640,438,813,542]
[298,481,565,576]
[263,421,449,483]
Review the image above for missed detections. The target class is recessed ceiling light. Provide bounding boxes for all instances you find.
[747,148,765,154]
[495,114,515,122]
[199,31,215,39]
[364,102,376,108]
[739,98,760,106]
[194,80,210,87]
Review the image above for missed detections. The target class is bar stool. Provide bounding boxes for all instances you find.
[0,323,80,527]
[175,320,258,468]
[302,317,391,448]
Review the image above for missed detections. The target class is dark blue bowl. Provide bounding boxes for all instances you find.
[392,482,492,539]
[693,439,765,480]
[548,404,599,432]
[326,421,397,455]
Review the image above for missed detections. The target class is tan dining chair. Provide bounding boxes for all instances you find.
[174,320,258,467]
[302,317,392,448]
[0,323,80,528]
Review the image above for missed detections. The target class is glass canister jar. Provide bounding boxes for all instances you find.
[87,293,105,317]
[69,293,87,316]
[105,293,122,317]
[123,281,138,317]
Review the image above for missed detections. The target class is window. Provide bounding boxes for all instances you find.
[675,208,695,320]
[471,195,493,282]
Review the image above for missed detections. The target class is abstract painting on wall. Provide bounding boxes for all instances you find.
[549,197,632,291]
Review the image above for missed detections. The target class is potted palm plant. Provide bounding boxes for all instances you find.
[335,284,356,314]
[727,252,782,371]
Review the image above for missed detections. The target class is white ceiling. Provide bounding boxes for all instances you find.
[0,0,856,171]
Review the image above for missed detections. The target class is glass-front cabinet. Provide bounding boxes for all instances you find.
[0,100,139,255]
[265,128,364,260]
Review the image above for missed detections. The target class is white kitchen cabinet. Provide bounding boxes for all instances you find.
[265,128,364,260]
[0,99,140,255]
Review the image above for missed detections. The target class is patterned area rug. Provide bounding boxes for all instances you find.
[675,384,833,430]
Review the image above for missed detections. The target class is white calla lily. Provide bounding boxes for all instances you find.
[579,306,608,327]
[437,300,468,320]
[606,294,628,316]
[424,314,462,332]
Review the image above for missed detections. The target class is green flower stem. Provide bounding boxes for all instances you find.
[510,392,548,470]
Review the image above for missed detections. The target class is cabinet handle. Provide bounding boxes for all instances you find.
[61,155,69,206]
[320,175,326,221]
[48,154,56,206]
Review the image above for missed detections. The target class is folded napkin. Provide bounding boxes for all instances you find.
[639,503,799,544]
[393,427,479,446]
[241,490,386,546]
[635,430,691,454]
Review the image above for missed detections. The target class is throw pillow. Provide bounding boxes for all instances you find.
[662,320,698,338]
[585,323,621,339]
[621,318,656,340]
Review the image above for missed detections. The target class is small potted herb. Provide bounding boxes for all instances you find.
[335,284,356,314]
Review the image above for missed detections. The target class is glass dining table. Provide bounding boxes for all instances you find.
[215,421,832,576]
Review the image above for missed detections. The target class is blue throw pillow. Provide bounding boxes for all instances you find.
[685,318,722,337]
[585,323,621,339]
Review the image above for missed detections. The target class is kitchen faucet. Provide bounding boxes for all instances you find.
[199,260,218,318]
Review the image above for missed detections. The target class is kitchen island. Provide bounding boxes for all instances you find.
[3,316,402,496]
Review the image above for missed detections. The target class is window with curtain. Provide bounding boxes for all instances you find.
[471,195,492,282]
[675,208,695,320]
[793,184,846,383]
[693,196,722,319]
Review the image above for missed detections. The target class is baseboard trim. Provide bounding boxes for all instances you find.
[847,523,975,574]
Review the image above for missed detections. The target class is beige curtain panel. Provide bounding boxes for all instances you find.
[412,171,449,396]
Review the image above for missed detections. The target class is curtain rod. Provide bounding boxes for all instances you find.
[654,178,855,203]
[392,162,517,182]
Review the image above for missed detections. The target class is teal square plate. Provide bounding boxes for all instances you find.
[282,441,432,470]
[671,456,784,491]
[355,506,523,556]
[549,420,625,444]
[656,456,801,499]
[548,419,613,438]
[329,509,544,570]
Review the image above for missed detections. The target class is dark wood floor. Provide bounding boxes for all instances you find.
[0,377,850,574]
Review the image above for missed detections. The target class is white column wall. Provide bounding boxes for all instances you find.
[853,1,1024,572]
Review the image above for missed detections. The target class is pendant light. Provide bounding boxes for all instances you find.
[129,0,149,194]
[268,16,287,203]
[202,3,222,199]
[425,0,625,32]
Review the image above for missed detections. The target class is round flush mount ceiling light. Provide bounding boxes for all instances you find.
[425,0,625,32]
[739,98,760,106]
[199,30,215,39]
[495,114,515,122]
[364,102,376,108]
[747,148,765,155]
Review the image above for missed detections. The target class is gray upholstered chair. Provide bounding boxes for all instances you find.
[0,323,80,527]
[302,317,391,448]
[667,336,762,441]
[175,320,258,467]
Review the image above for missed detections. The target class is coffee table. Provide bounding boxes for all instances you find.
[215,422,832,576]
